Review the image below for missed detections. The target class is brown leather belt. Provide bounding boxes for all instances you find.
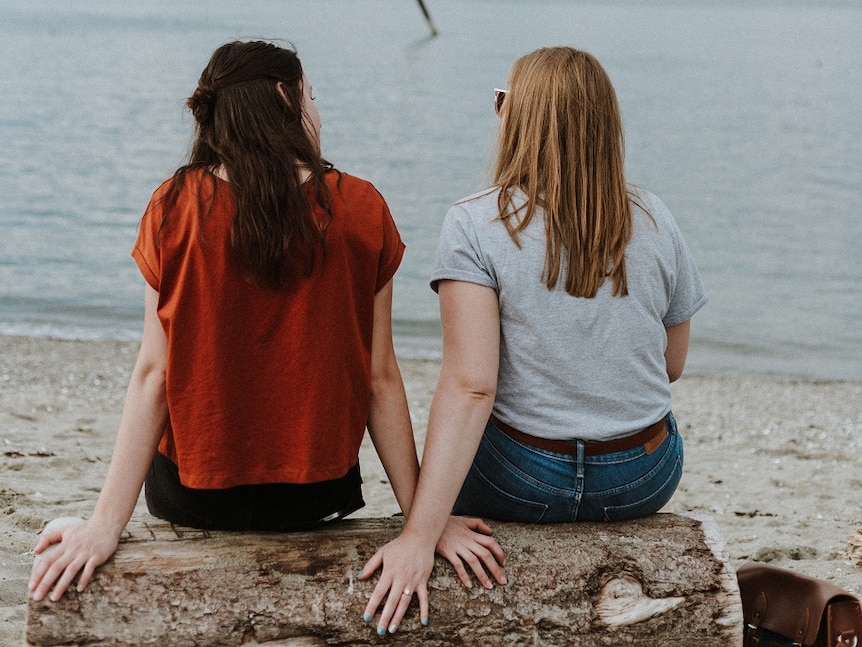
[489,414,669,457]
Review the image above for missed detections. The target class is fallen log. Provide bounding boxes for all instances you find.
[26,513,741,646]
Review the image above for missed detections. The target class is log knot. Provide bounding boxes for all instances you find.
[594,573,686,627]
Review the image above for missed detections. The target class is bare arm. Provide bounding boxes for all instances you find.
[402,280,501,546]
[360,280,506,632]
[29,284,168,601]
[365,279,420,516]
[665,319,691,383]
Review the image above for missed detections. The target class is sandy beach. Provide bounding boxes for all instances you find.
[2,333,861,644]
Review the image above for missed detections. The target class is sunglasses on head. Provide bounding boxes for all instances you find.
[494,88,507,116]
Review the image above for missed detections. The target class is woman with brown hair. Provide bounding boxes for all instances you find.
[28,40,503,606]
[360,46,706,633]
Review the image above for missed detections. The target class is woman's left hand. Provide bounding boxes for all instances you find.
[435,515,507,589]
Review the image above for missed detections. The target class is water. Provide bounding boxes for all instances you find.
[1,0,860,381]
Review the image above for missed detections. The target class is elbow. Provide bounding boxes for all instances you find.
[133,357,167,401]
[663,320,691,384]
[466,379,496,404]
[666,354,687,383]
[369,355,402,401]
[452,374,497,410]
[138,354,166,382]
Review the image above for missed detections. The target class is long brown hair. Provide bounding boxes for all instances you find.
[165,40,332,289]
[494,47,634,297]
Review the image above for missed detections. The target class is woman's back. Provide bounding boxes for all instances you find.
[133,169,404,489]
[432,186,706,442]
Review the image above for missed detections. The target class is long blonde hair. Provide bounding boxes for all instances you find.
[494,47,634,297]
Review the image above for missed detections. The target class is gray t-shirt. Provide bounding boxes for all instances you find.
[431,186,707,442]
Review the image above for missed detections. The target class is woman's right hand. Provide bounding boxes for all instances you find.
[28,516,121,602]
[358,530,437,635]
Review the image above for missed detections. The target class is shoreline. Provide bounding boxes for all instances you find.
[2,333,861,643]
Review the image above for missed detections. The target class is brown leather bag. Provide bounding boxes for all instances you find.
[737,562,862,646]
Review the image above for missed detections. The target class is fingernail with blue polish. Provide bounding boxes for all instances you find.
[363,613,371,622]
[357,570,364,578]
[377,626,386,636]
[422,618,429,626]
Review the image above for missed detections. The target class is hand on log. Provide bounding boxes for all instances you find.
[358,515,507,634]
[28,516,121,603]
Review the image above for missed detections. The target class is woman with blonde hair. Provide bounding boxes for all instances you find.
[359,46,706,633]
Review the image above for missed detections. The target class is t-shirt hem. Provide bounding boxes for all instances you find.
[663,293,708,327]
[377,241,406,292]
[131,247,160,292]
[177,467,362,490]
[430,268,497,293]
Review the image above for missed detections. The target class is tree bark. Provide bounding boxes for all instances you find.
[26,513,742,646]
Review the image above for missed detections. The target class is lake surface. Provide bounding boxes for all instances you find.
[1,0,860,380]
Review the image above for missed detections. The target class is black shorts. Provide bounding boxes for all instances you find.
[144,452,365,531]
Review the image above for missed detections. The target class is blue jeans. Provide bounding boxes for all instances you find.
[452,412,682,522]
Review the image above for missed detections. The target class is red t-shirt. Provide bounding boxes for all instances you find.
[132,169,405,489]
